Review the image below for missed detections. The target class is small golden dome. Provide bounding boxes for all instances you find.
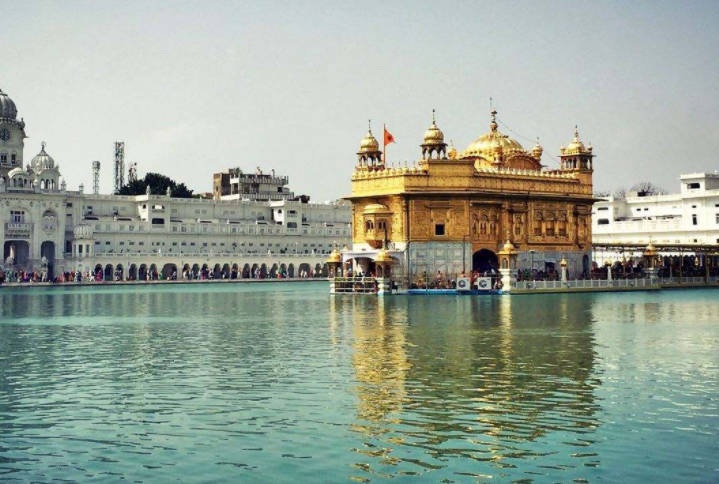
[562,126,589,155]
[326,248,342,264]
[499,240,517,255]
[375,248,394,264]
[358,121,380,153]
[462,108,525,162]
[532,138,543,159]
[560,258,568,267]
[423,109,445,145]
[447,140,457,159]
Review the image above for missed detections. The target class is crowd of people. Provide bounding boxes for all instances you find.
[0,267,323,285]
[411,270,503,291]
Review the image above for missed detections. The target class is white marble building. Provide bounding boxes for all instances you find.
[592,172,719,264]
[0,81,350,280]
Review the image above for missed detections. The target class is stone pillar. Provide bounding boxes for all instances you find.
[375,248,394,295]
[376,277,392,296]
[326,248,342,294]
[497,240,518,293]
[607,264,612,281]
[499,268,513,293]
[560,258,568,282]
[643,243,659,283]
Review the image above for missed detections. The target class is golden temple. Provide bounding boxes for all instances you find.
[342,109,595,286]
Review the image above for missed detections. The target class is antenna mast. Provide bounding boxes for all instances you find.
[114,141,125,193]
[92,160,101,194]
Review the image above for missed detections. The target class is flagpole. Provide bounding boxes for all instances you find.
[383,123,386,165]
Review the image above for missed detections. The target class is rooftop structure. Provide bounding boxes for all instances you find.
[213,167,296,202]
[592,172,719,264]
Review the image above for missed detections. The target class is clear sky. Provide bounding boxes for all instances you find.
[3,0,718,200]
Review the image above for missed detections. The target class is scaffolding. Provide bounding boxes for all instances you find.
[114,141,125,193]
[92,160,100,195]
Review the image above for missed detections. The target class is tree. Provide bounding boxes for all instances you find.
[593,190,611,198]
[613,187,627,199]
[630,182,667,196]
[117,172,194,198]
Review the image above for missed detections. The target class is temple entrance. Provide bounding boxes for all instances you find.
[41,241,56,280]
[472,249,498,274]
[3,240,30,267]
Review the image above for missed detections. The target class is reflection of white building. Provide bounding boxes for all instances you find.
[0,80,350,279]
[592,173,719,264]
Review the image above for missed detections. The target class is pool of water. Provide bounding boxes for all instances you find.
[0,284,717,483]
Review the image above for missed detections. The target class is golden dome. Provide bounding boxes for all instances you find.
[447,141,457,159]
[423,109,444,145]
[358,121,380,153]
[561,126,589,155]
[643,243,659,259]
[499,240,517,255]
[326,248,342,264]
[462,109,525,162]
[363,203,391,214]
[375,248,394,264]
[560,258,568,267]
[532,138,543,159]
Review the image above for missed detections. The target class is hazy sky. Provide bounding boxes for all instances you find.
[3,1,718,200]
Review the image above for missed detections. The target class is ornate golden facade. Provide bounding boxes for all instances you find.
[345,110,595,278]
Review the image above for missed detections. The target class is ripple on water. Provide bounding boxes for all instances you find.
[0,285,717,483]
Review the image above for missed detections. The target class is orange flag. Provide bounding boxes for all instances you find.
[383,126,395,147]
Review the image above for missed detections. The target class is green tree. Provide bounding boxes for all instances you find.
[117,172,194,198]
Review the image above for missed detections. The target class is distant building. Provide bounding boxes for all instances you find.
[592,172,719,264]
[0,79,351,280]
[213,167,297,201]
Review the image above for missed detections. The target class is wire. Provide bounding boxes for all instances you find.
[495,117,562,165]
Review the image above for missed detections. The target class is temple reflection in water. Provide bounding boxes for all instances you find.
[339,294,602,478]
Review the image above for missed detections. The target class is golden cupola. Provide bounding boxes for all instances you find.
[447,140,457,160]
[561,126,590,156]
[420,109,447,160]
[559,126,594,171]
[532,138,544,160]
[461,108,542,171]
[357,120,383,169]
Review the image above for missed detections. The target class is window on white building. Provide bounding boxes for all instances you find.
[10,210,24,223]
[692,215,698,226]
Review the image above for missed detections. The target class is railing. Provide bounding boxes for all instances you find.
[658,276,716,284]
[513,278,656,290]
[78,252,331,259]
[4,222,33,237]
[333,277,380,294]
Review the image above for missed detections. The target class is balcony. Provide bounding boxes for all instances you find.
[4,222,33,239]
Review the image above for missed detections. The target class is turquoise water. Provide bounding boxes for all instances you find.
[0,284,718,484]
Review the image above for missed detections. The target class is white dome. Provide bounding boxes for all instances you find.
[31,142,55,171]
[0,86,18,119]
[73,222,94,239]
